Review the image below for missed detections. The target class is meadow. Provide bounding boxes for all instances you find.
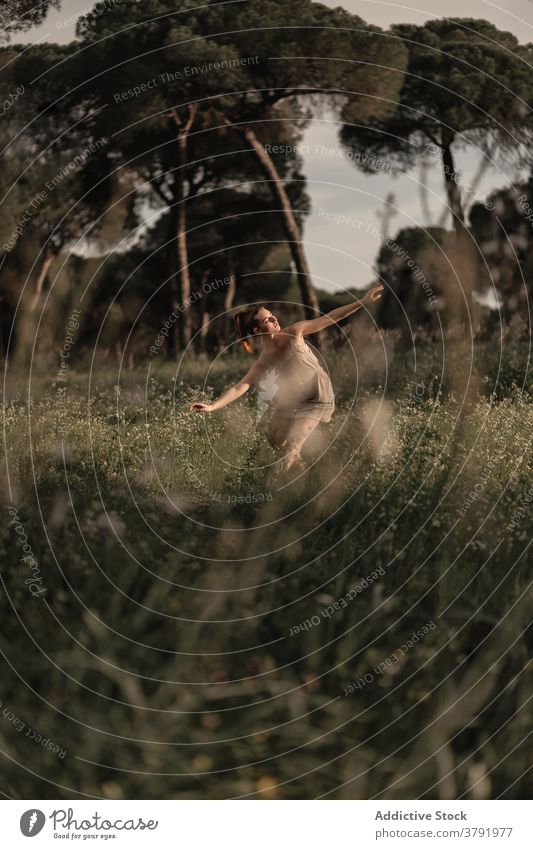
[1,332,531,799]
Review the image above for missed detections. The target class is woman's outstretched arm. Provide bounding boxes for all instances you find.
[288,284,384,336]
[189,359,266,413]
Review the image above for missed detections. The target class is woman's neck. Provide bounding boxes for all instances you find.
[262,334,276,353]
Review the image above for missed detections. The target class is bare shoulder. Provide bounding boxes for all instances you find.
[276,325,301,346]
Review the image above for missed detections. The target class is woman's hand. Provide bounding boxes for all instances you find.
[189,402,215,413]
[365,284,385,303]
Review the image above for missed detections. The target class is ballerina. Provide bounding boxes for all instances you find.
[189,285,384,470]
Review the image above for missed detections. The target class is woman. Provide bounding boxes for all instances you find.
[190,284,384,470]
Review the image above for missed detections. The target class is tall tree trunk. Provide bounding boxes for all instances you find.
[441,141,474,327]
[199,308,210,353]
[166,206,180,356]
[441,143,466,236]
[375,192,397,241]
[31,250,54,312]
[419,157,435,226]
[233,123,321,321]
[171,105,197,349]
[223,254,237,352]
[438,141,497,229]
[198,269,211,353]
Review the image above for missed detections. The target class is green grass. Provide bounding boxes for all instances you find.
[1,338,531,799]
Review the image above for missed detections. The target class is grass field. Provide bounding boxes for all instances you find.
[1,334,532,799]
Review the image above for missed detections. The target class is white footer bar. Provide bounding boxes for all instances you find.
[3,800,529,848]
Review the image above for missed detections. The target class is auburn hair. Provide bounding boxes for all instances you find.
[234,304,267,354]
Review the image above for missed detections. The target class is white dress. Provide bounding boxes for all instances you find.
[272,336,335,423]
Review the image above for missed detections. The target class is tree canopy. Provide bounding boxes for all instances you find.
[0,0,61,41]
[1,7,531,358]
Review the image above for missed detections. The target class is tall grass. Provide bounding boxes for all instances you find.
[1,337,531,799]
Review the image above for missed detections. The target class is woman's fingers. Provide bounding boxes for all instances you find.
[190,403,213,412]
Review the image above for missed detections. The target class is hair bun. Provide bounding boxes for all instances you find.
[235,306,265,353]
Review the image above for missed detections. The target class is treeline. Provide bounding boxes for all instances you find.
[1,1,532,362]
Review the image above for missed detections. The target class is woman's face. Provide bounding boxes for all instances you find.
[254,307,280,335]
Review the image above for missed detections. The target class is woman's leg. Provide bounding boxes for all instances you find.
[267,414,292,449]
[267,414,321,471]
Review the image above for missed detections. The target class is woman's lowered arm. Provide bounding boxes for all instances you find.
[189,359,267,413]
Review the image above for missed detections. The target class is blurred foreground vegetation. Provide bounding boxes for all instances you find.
[1,335,531,799]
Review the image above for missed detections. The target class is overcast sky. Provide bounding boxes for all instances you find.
[18,0,533,293]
